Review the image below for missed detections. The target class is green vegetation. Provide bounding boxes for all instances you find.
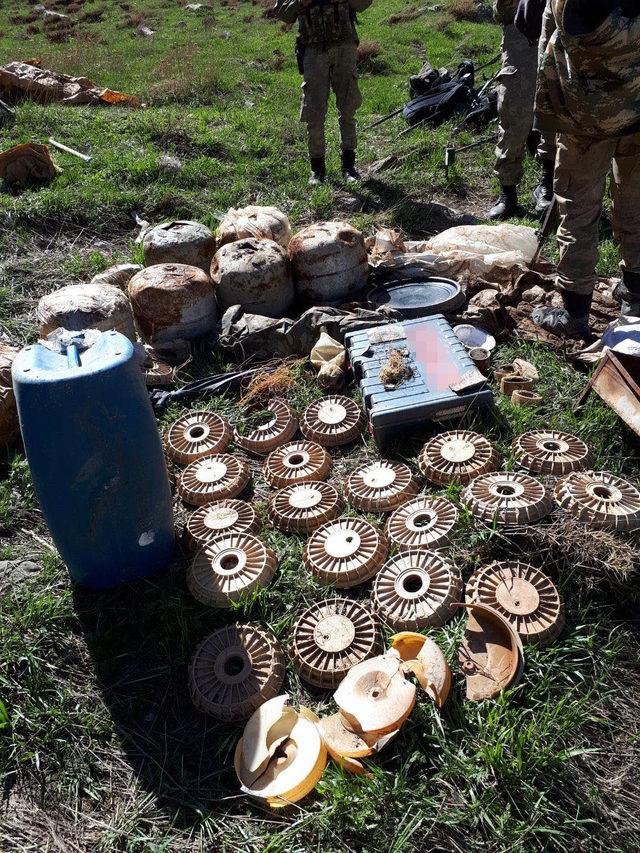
[0,1,638,851]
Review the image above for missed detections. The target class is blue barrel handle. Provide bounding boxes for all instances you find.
[66,344,81,369]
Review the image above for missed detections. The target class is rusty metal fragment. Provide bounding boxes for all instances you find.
[579,351,640,440]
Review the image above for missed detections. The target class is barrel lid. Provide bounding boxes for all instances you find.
[12,331,134,384]
[368,278,465,318]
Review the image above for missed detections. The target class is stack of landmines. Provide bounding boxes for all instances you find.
[164,397,640,808]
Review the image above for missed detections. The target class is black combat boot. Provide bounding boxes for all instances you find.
[613,269,640,317]
[532,289,592,339]
[488,185,518,220]
[341,150,360,183]
[532,158,555,214]
[309,156,326,186]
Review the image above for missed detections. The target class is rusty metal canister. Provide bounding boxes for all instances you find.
[128,263,216,344]
[211,238,293,317]
[288,221,369,303]
[142,221,216,272]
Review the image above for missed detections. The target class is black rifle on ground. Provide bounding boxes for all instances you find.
[530,196,560,269]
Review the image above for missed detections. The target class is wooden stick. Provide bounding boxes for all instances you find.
[48,137,92,162]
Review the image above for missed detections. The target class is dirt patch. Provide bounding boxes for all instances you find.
[150,129,230,161]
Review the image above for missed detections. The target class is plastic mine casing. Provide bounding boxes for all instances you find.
[12,331,175,589]
[345,315,494,447]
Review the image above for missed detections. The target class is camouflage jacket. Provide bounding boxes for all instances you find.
[536,0,640,137]
[274,0,372,47]
[494,0,518,24]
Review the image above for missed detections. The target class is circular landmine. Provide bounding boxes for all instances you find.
[186,499,258,549]
[345,461,419,513]
[419,430,499,486]
[555,470,640,532]
[268,481,343,534]
[465,560,564,646]
[303,517,388,588]
[462,471,553,526]
[300,396,364,447]
[189,623,285,721]
[187,533,277,607]
[371,550,462,629]
[386,496,458,551]
[512,430,592,476]
[234,400,298,455]
[290,598,381,688]
[179,454,250,506]
[263,440,332,489]
[165,411,232,465]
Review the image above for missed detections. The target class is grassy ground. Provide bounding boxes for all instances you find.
[1,1,639,852]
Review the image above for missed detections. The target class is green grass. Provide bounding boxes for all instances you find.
[0,0,638,851]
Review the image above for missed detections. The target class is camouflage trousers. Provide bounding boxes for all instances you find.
[555,132,640,296]
[495,24,556,185]
[301,41,362,158]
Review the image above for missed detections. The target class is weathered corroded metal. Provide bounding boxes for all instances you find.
[211,237,293,317]
[289,221,368,302]
[142,221,216,272]
[128,263,216,344]
[216,205,292,249]
[37,283,136,341]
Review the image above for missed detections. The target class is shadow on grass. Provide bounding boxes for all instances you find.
[72,555,244,824]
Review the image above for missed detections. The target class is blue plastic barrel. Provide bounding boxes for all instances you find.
[12,331,175,589]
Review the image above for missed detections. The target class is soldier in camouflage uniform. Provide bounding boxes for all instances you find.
[519,0,640,336]
[489,0,557,219]
[275,0,372,185]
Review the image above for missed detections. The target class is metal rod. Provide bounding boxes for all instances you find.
[48,137,92,162]
[364,107,404,131]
